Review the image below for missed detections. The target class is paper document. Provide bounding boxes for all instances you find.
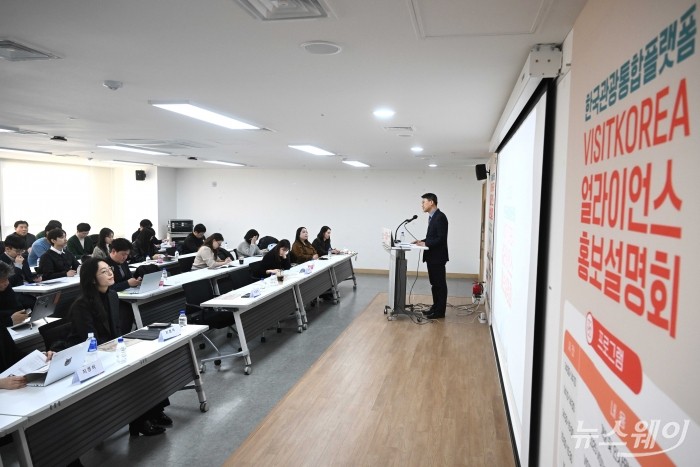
[0,350,49,378]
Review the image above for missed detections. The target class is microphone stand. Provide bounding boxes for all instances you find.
[394,221,408,246]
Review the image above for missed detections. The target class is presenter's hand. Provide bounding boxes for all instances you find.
[414,241,425,247]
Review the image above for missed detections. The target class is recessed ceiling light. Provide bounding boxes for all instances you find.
[301,41,342,55]
[411,146,424,153]
[150,101,260,130]
[373,108,395,119]
[203,160,246,167]
[288,145,335,156]
[0,40,59,61]
[428,163,438,168]
[98,145,170,156]
[0,146,52,156]
[342,160,370,168]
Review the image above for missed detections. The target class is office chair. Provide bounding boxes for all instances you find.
[217,267,255,295]
[178,256,195,273]
[39,319,73,351]
[181,279,238,371]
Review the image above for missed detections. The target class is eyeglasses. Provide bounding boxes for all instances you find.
[11,248,26,254]
[98,266,115,276]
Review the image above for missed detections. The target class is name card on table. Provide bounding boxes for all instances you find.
[158,325,181,342]
[73,360,105,383]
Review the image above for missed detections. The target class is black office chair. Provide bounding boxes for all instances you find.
[178,256,195,273]
[181,279,238,371]
[217,267,255,295]
[38,319,73,351]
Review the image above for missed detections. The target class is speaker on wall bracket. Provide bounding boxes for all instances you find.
[135,170,146,181]
[475,164,489,181]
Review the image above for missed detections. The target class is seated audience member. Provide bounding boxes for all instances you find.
[192,233,232,270]
[8,220,36,252]
[66,223,94,258]
[131,227,163,263]
[131,219,161,247]
[312,225,340,257]
[67,258,171,436]
[1,326,54,390]
[181,223,206,254]
[28,220,62,267]
[1,236,39,309]
[0,262,30,327]
[292,227,319,263]
[105,239,141,292]
[2,235,39,285]
[34,219,62,240]
[92,227,114,259]
[250,239,292,279]
[37,228,80,280]
[237,229,265,257]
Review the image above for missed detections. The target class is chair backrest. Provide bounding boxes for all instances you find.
[39,319,73,351]
[178,256,195,273]
[181,279,216,311]
[133,263,160,279]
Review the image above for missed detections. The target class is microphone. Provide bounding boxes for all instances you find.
[394,215,417,245]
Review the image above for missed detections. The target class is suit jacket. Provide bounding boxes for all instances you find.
[0,253,35,286]
[104,256,134,292]
[67,290,121,345]
[422,208,449,264]
[0,286,24,327]
[37,249,80,280]
[66,235,94,258]
[181,233,203,254]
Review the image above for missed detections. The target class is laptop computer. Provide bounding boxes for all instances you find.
[122,270,163,295]
[9,304,56,330]
[25,341,90,387]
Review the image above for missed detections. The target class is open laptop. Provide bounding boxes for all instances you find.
[10,304,55,330]
[25,341,89,387]
[121,270,163,295]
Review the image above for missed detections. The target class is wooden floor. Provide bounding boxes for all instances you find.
[224,294,516,467]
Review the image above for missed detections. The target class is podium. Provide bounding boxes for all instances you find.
[385,244,428,320]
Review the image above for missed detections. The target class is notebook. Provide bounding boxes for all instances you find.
[122,270,163,294]
[25,341,90,387]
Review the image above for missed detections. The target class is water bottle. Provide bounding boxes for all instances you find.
[145,255,151,264]
[400,231,405,244]
[116,336,127,364]
[86,333,98,364]
[328,247,332,259]
[159,269,167,287]
[178,310,187,327]
[174,250,180,260]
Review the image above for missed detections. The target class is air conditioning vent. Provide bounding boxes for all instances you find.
[383,126,415,133]
[235,0,329,21]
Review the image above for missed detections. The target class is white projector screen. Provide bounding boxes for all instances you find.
[491,90,548,466]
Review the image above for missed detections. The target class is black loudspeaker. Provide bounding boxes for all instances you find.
[135,170,146,181]
[475,164,488,181]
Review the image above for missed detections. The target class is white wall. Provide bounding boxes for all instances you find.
[174,168,482,274]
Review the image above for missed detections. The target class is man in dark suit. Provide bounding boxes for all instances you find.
[414,193,449,319]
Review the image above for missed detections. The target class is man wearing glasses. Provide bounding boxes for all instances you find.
[105,238,142,333]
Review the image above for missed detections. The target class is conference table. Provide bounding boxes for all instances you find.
[118,257,261,328]
[0,324,209,467]
[8,317,61,354]
[13,277,81,318]
[199,253,357,375]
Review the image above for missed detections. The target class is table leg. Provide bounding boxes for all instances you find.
[187,340,209,412]
[12,428,32,467]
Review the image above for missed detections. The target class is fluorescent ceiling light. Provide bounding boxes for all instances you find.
[342,160,370,168]
[411,146,424,153]
[110,160,152,166]
[203,160,245,167]
[373,108,395,119]
[98,145,170,156]
[0,126,18,133]
[288,145,335,156]
[0,146,51,156]
[428,163,438,168]
[150,101,259,130]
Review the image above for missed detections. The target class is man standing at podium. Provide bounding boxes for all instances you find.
[414,193,449,319]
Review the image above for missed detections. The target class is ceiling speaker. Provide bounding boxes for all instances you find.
[475,164,488,181]
[135,170,146,181]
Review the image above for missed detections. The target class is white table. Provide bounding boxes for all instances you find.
[0,324,209,467]
[0,415,29,467]
[12,277,81,318]
[8,317,61,354]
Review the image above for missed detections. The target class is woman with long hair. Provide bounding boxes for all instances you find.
[311,225,339,257]
[68,258,171,436]
[131,227,162,263]
[91,227,114,259]
[192,233,232,270]
[291,227,318,263]
[250,239,292,279]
